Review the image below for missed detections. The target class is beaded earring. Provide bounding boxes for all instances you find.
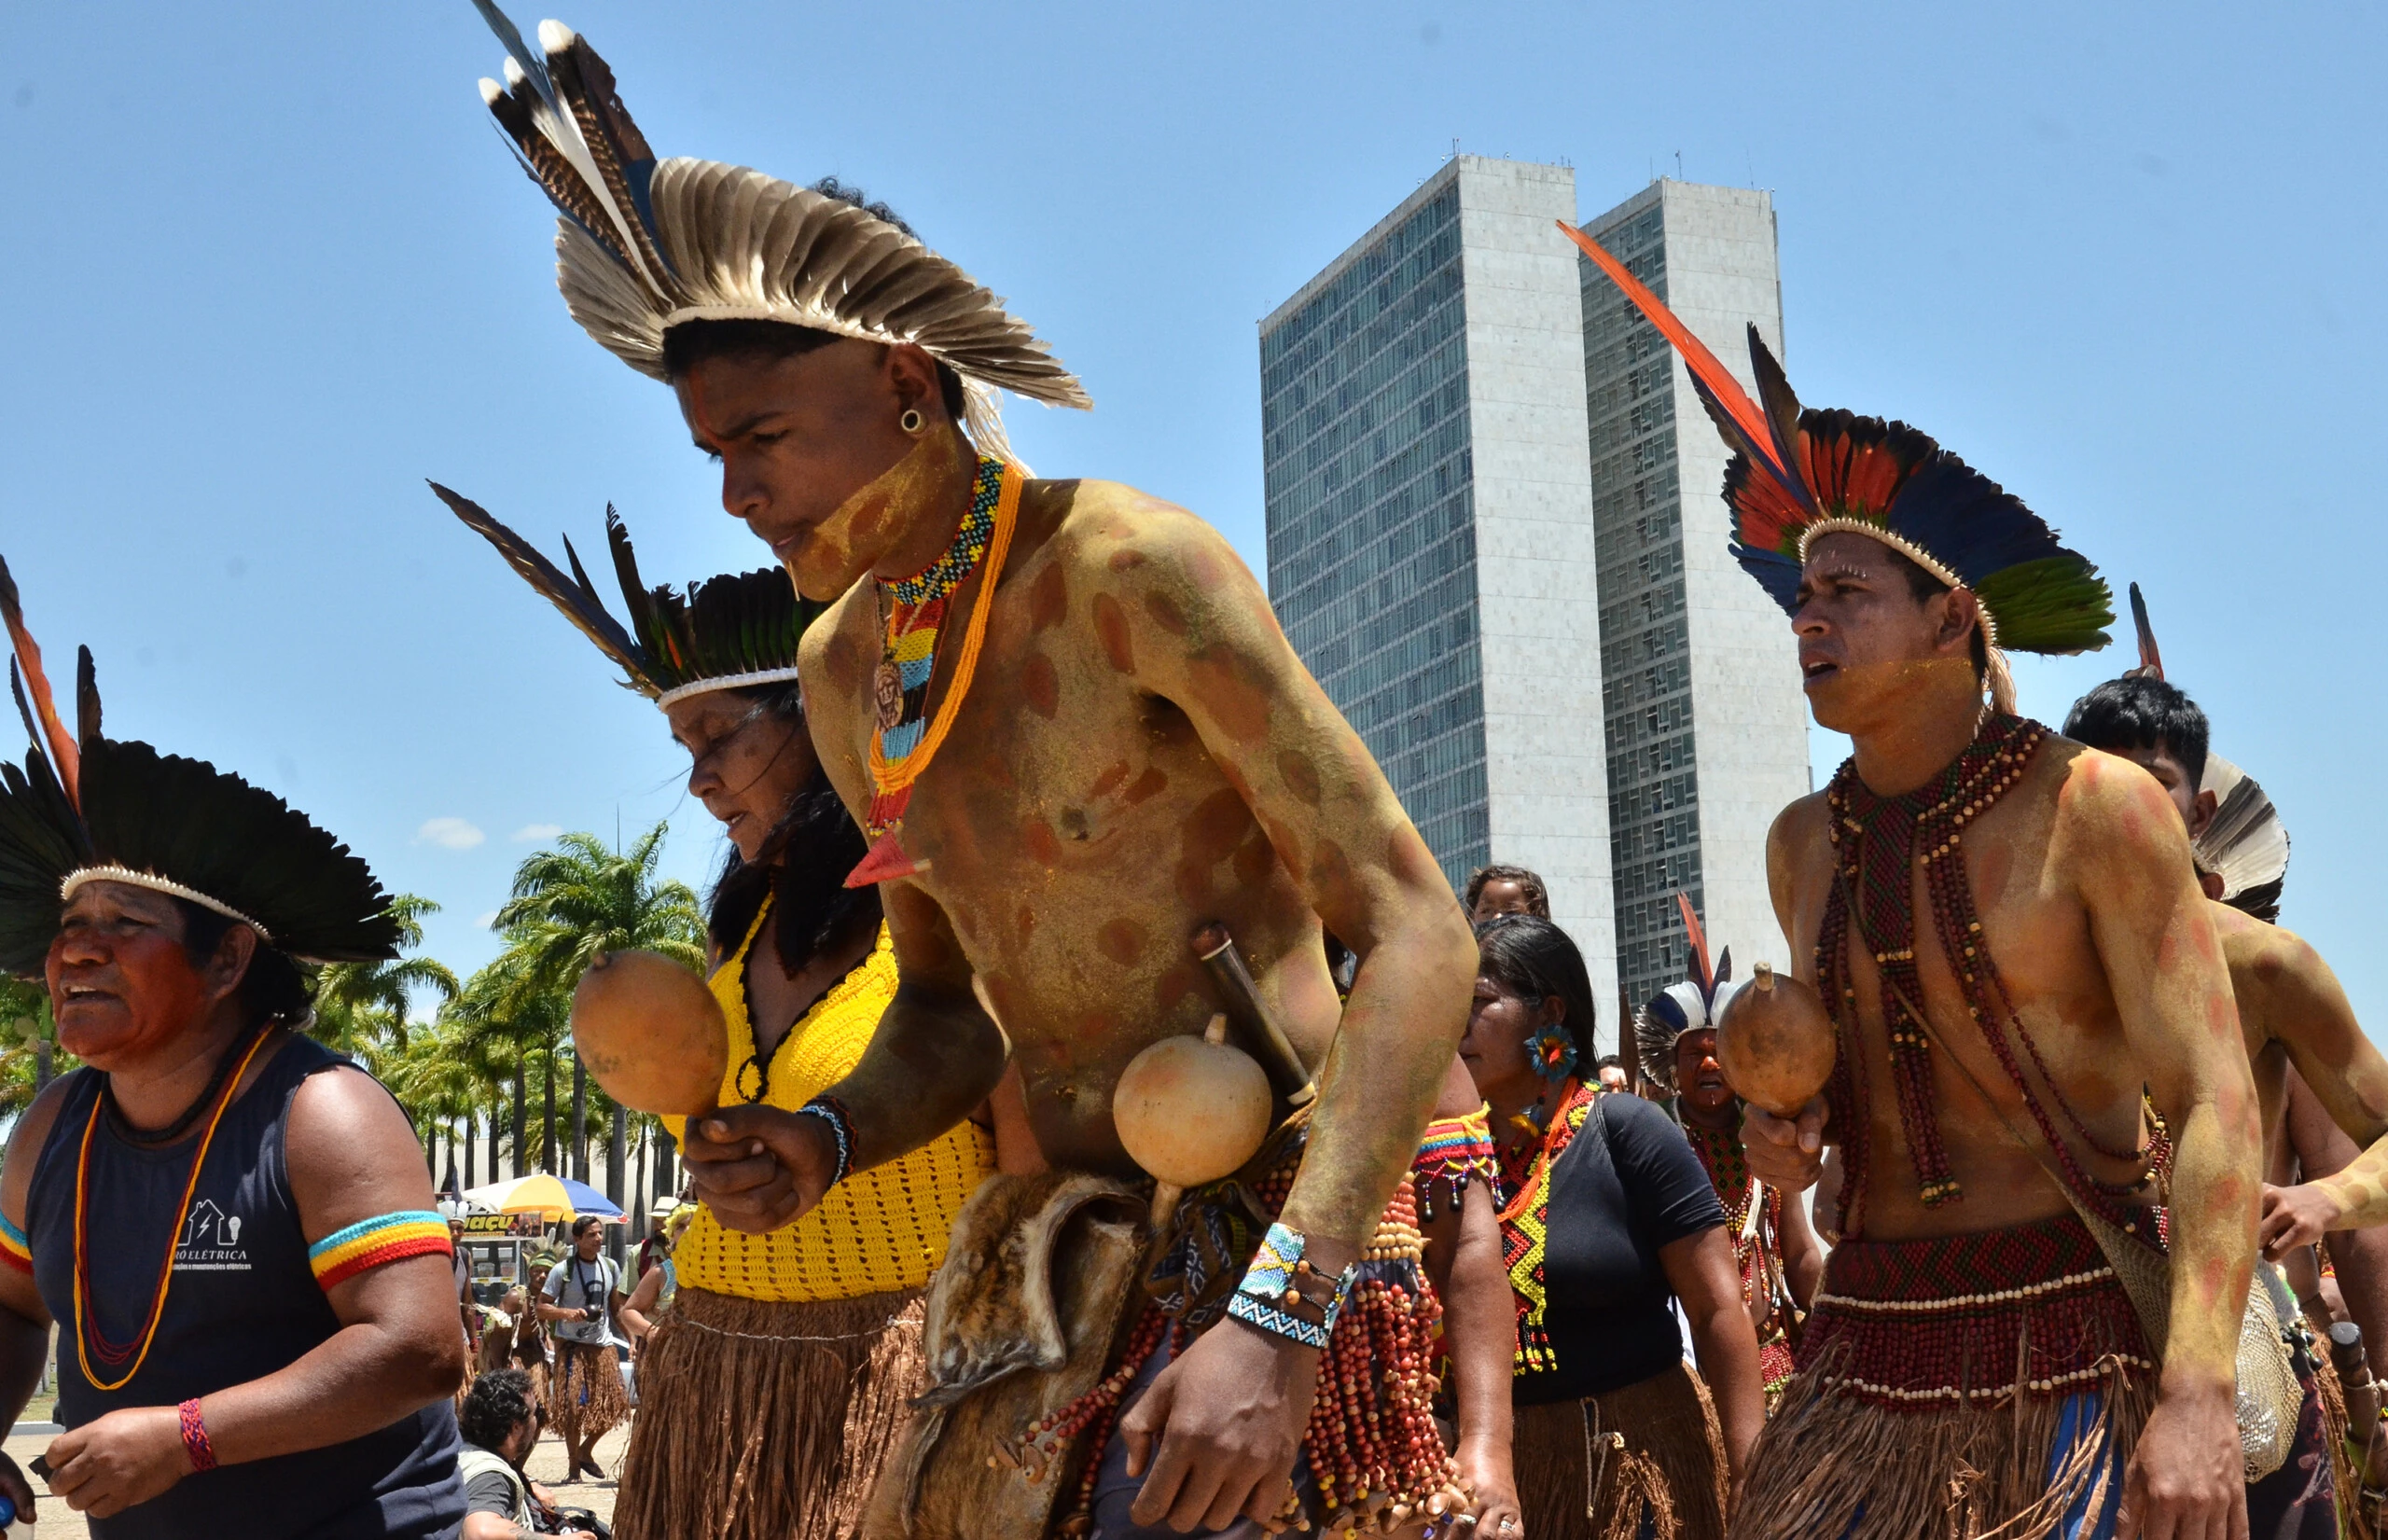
[1524,1017,1577,1085]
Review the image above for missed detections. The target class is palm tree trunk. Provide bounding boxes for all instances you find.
[606,1105,627,1268]
[464,1109,476,1191]
[543,1051,558,1175]
[512,1063,529,1181]
[571,1055,589,1185]
[33,1040,51,1094]
[656,1121,675,1199]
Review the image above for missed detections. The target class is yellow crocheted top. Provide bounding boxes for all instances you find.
[663,905,993,1302]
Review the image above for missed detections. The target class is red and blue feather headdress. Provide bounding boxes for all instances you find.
[1562,224,2115,675]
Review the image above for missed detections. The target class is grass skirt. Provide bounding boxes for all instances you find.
[548,1337,632,1451]
[613,1284,925,1540]
[1730,1214,2156,1540]
[1514,1360,1729,1540]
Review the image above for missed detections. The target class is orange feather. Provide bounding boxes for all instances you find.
[1558,221,1782,478]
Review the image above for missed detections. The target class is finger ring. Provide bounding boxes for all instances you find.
[1499,1519,1517,1533]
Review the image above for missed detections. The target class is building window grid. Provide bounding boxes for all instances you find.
[1262,185,1487,895]
[1581,204,1707,1003]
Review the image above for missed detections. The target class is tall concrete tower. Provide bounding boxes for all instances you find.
[1579,180,1811,1006]
[1259,156,1617,992]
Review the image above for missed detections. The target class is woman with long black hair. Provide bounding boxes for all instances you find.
[1463,915,1764,1540]
[438,493,1032,1538]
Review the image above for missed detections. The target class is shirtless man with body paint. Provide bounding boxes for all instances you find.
[1737,532,2258,1540]
[668,334,1483,1533]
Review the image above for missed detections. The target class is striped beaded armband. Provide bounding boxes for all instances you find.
[795,1095,855,1190]
[1227,1222,1354,1350]
[178,1397,217,1472]
[0,1212,29,1277]
[308,1211,451,1291]
[1410,1103,1497,1219]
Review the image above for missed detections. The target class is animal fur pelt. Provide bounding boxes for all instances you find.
[863,1172,1147,1540]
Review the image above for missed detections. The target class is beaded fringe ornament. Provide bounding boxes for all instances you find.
[1499,1083,1598,1373]
[1011,1163,1465,1535]
[1410,1103,1497,1223]
[1819,715,2156,1238]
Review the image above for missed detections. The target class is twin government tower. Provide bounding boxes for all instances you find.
[1258,158,1812,1016]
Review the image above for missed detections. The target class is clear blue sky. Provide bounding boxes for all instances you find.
[1,4,2380,1024]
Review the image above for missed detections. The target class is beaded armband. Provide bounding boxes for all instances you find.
[307,1211,451,1292]
[1226,1221,1355,1349]
[1409,1103,1497,1221]
[178,1397,218,1472]
[795,1095,855,1189]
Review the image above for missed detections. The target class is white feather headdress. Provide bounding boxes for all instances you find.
[467,5,1090,464]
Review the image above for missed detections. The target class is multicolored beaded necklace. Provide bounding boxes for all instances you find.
[847,454,1019,887]
[75,1023,277,1392]
[1497,1079,1596,1372]
[1819,714,2155,1239]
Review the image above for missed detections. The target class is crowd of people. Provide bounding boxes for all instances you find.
[0,7,2381,1540]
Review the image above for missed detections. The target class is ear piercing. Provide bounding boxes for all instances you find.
[899,408,924,435]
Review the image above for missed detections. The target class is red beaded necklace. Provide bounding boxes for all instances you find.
[74,1024,276,1392]
[1820,715,2154,1239]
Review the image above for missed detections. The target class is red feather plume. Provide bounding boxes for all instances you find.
[1674,892,1713,999]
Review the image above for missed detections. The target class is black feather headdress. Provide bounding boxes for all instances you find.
[0,558,398,976]
[2117,584,2290,922]
[463,4,1090,465]
[430,483,824,706]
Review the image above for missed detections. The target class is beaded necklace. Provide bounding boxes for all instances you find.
[1496,1079,1596,1372]
[1820,714,2154,1239]
[74,1023,277,1392]
[849,455,1019,886]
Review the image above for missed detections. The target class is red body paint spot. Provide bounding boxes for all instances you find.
[1106,548,1148,574]
[1123,768,1170,806]
[1276,750,1323,808]
[1144,590,1189,635]
[1021,653,1060,718]
[1093,595,1136,673]
[1089,761,1132,800]
[1187,650,1270,742]
[1028,562,1067,631]
[1152,964,1201,1016]
[1182,789,1250,866]
[1096,919,1149,966]
[1024,820,1064,867]
[1015,905,1037,946]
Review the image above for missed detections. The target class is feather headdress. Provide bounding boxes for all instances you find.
[1632,894,1738,1095]
[431,483,824,707]
[2119,583,2290,922]
[466,5,1090,465]
[0,557,399,975]
[1562,223,2114,708]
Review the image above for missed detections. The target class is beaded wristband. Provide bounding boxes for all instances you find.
[178,1397,217,1472]
[795,1096,855,1189]
[1226,1222,1354,1349]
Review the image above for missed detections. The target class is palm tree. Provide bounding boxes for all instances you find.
[445,945,571,1179]
[313,895,460,1067]
[493,825,702,1213]
[0,978,62,1108]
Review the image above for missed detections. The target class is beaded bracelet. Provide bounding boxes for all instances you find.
[794,1095,855,1189]
[1226,1222,1355,1350]
[178,1397,217,1473]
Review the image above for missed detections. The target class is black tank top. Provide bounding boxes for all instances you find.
[27,1034,464,1539]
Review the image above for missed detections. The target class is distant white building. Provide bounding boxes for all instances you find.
[1260,156,1617,992]
[1260,163,1810,1014]
[1581,179,1811,1006]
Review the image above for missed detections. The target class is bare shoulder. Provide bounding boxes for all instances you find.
[1767,790,1833,871]
[2214,905,2333,995]
[797,577,879,717]
[2044,735,2190,861]
[286,1064,425,1182]
[1035,479,1254,601]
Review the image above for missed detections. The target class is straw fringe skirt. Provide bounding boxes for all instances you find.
[1514,1360,1729,1540]
[548,1337,632,1451]
[612,1284,926,1540]
[1729,1344,2155,1540]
